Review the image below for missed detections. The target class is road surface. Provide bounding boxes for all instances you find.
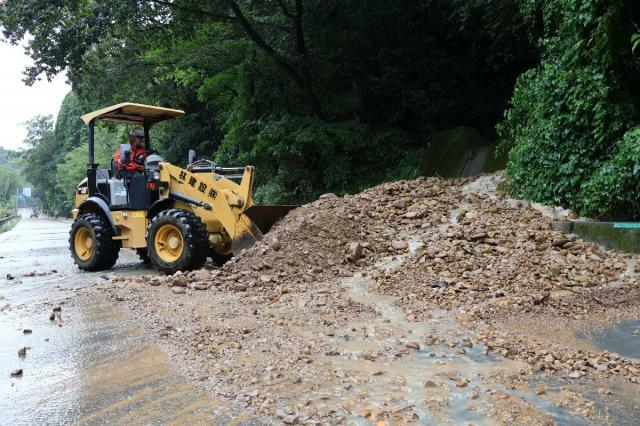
[0,212,222,425]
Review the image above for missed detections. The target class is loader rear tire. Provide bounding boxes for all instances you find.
[70,213,120,271]
[147,209,209,273]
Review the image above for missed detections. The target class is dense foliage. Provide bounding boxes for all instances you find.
[3,0,638,218]
[0,0,536,206]
[499,0,640,218]
[0,146,24,214]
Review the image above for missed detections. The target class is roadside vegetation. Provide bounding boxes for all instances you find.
[0,147,22,223]
[0,1,638,219]
[0,217,19,234]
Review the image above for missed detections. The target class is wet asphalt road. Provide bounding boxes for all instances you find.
[0,211,221,425]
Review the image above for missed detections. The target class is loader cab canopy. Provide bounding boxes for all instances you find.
[82,103,185,199]
[81,103,185,126]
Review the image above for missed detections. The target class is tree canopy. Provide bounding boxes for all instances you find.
[3,0,639,218]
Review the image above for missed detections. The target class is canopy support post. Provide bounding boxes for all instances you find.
[87,120,98,197]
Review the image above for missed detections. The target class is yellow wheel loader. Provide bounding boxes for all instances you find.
[69,103,294,273]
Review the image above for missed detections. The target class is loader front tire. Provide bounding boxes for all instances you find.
[147,209,209,273]
[70,213,120,271]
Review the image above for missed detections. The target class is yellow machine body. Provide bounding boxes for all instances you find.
[70,102,295,273]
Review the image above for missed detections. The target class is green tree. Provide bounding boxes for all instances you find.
[0,165,22,203]
[499,0,640,218]
[1,0,538,204]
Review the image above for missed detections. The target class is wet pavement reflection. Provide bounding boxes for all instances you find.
[0,214,223,424]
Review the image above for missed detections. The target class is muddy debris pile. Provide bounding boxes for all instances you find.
[375,189,639,320]
[135,176,467,304]
[480,329,640,383]
[104,174,640,422]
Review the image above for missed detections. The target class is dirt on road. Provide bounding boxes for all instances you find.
[86,174,640,424]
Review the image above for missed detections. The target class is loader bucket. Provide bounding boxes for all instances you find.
[231,205,297,255]
[243,205,298,234]
[231,213,265,255]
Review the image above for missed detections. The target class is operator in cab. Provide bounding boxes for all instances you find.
[114,128,149,174]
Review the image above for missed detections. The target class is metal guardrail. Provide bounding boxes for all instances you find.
[0,215,16,226]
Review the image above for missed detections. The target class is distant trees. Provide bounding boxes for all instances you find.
[0,165,21,204]
[19,92,116,213]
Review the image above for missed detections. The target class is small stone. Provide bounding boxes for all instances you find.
[10,369,22,377]
[392,199,407,209]
[319,193,337,199]
[233,283,247,291]
[535,384,546,395]
[23,329,32,334]
[405,341,420,350]
[49,313,55,321]
[270,238,282,251]
[456,378,469,388]
[6,273,14,280]
[346,242,363,262]
[260,275,272,284]
[423,380,437,388]
[568,371,582,379]
[282,415,298,425]
[391,240,408,250]
[17,347,27,357]
[170,275,188,287]
[52,306,61,312]
[194,283,209,290]
[469,232,487,241]
[171,286,186,294]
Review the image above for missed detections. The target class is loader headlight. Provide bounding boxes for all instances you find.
[153,171,160,181]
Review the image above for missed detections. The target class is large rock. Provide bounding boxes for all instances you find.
[420,126,506,178]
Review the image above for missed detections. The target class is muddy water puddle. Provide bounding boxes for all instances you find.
[307,239,607,424]
[0,299,230,425]
[576,319,640,360]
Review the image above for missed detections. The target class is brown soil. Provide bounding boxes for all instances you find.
[88,174,640,424]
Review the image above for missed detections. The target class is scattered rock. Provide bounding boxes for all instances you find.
[282,414,299,425]
[233,283,247,291]
[405,341,420,350]
[270,238,282,251]
[17,347,27,357]
[10,369,22,377]
[171,287,186,294]
[392,199,407,209]
[346,242,363,262]
[391,240,408,250]
[456,378,469,388]
[170,275,188,287]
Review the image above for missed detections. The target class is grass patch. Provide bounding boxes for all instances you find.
[0,217,19,234]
